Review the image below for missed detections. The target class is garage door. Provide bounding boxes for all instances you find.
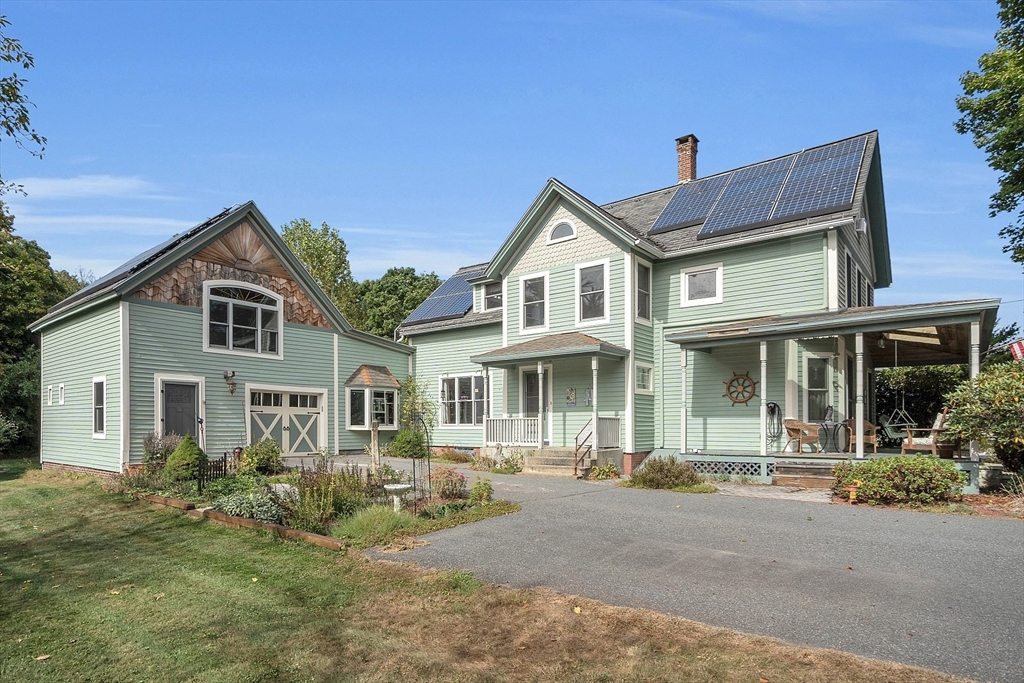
[248,390,323,455]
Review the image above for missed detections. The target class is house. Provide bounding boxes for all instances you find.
[398,131,1000,482]
[31,202,412,474]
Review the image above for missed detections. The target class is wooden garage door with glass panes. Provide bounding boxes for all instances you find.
[248,389,324,455]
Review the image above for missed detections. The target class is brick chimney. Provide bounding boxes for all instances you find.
[676,134,699,183]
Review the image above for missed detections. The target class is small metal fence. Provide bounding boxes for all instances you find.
[197,453,230,494]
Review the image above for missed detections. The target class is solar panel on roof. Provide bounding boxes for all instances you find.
[648,173,731,235]
[696,154,796,237]
[402,266,485,325]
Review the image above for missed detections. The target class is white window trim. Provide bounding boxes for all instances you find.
[92,375,107,439]
[482,282,503,312]
[437,373,487,429]
[153,374,207,450]
[635,361,654,395]
[245,382,330,449]
[345,386,399,431]
[47,385,53,406]
[680,262,724,308]
[575,258,610,327]
[58,383,65,406]
[802,353,834,424]
[518,271,550,335]
[546,219,577,245]
[202,280,285,361]
[634,256,653,326]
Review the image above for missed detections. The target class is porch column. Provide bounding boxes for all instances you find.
[970,320,981,460]
[537,361,544,450]
[855,332,865,459]
[592,356,599,448]
[759,341,768,456]
[680,348,688,454]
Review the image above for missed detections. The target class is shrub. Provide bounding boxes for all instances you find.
[831,456,967,505]
[432,466,467,500]
[437,448,471,464]
[626,457,703,490]
[333,505,417,547]
[469,477,493,505]
[200,473,267,499]
[469,453,497,471]
[944,362,1024,472]
[118,468,164,493]
[239,438,283,475]
[590,463,620,480]
[421,500,470,519]
[331,463,370,518]
[0,411,20,455]
[211,491,284,524]
[163,434,206,483]
[391,429,427,459]
[142,431,182,468]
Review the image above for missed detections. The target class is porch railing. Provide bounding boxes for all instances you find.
[485,417,540,446]
[597,416,621,449]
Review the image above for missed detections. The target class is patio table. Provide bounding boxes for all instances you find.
[817,422,847,453]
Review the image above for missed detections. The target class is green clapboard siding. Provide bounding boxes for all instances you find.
[129,299,334,461]
[335,331,412,451]
[633,315,655,451]
[40,302,122,471]
[408,323,503,448]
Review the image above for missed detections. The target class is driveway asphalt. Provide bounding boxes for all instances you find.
[369,468,1024,683]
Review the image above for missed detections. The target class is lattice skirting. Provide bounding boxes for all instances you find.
[687,459,775,478]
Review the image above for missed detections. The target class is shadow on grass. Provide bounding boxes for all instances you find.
[0,457,39,482]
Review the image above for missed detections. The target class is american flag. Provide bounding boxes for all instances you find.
[1010,339,1024,361]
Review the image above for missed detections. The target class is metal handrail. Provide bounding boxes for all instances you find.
[574,419,593,477]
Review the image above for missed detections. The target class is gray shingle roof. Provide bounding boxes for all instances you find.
[470,332,629,366]
[344,364,401,388]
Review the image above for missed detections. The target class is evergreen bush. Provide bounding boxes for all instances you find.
[391,428,427,459]
[163,434,206,483]
[831,456,967,505]
[944,362,1024,472]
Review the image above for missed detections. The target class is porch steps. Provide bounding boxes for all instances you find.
[772,461,835,489]
[523,448,594,478]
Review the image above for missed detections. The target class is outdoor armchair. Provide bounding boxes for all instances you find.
[783,419,820,453]
[844,418,879,454]
[900,409,950,457]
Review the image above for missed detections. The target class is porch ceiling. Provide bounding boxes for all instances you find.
[664,299,1000,367]
[470,331,629,368]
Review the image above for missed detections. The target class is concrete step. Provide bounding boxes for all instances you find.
[529,455,581,467]
[522,464,585,478]
[772,474,834,489]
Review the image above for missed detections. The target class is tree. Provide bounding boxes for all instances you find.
[984,321,1021,365]
[358,267,442,339]
[955,0,1024,264]
[280,219,362,326]
[944,362,1024,472]
[0,15,46,196]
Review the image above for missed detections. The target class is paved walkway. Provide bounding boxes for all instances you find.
[362,465,1023,683]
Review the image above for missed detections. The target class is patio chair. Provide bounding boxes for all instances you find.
[844,418,879,454]
[783,419,820,453]
[901,409,950,457]
[878,415,909,444]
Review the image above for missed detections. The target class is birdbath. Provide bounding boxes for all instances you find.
[383,483,412,512]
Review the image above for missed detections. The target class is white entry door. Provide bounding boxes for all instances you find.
[248,388,325,455]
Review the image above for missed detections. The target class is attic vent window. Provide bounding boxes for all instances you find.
[204,282,283,358]
[548,221,576,244]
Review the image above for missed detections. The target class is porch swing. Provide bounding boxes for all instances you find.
[879,338,915,443]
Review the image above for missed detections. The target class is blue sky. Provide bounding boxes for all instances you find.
[3,0,1022,329]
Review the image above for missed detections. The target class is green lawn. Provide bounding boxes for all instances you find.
[0,460,967,683]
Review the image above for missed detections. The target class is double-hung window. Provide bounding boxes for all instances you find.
[92,377,106,438]
[205,283,282,357]
[347,387,397,430]
[635,362,654,395]
[521,274,547,332]
[484,282,502,310]
[680,263,723,307]
[440,375,485,426]
[805,357,830,422]
[576,260,608,324]
[636,261,651,322]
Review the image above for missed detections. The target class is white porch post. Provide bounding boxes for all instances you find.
[537,361,544,450]
[591,355,599,448]
[855,332,865,459]
[759,341,768,456]
[970,320,981,461]
[680,348,688,454]
[483,367,490,448]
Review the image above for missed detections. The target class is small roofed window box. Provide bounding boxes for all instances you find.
[205,284,282,356]
[345,364,400,430]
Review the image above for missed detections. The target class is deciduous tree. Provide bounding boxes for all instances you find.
[358,267,441,339]
[955,0,1024,263]
[280,219,362,326]
[0,15,46,196]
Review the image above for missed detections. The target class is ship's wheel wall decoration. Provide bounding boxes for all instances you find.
[723,372,758,406]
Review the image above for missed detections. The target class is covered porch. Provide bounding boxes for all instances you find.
[664,299,1001,464]
[469,332,628,456]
